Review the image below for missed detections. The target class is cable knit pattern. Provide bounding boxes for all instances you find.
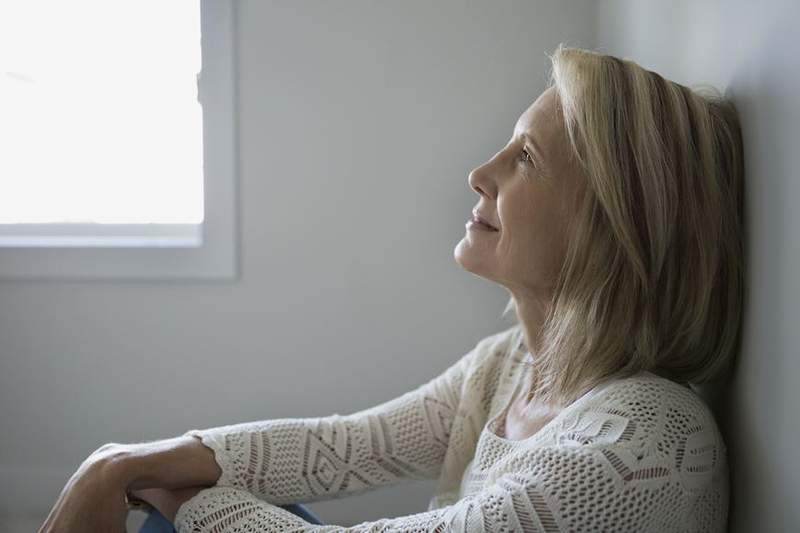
[175,326,728,532]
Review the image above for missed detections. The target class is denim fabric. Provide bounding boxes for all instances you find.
[138,501,325,532]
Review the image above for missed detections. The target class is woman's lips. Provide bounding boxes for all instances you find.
[466,217,499,232]
[471,210,499,231]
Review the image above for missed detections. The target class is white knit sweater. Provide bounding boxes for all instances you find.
[174,326,728,532]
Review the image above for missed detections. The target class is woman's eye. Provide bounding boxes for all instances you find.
[518,147,547,179]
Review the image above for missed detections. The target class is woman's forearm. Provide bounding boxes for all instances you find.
[105,435,222,491]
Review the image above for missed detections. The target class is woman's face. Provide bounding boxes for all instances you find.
[454,87,584,297]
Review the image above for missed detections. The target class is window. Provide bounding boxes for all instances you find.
[0,0,237,279]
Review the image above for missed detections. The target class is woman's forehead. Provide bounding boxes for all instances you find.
[517,89,559,134]
[514,89,565,161]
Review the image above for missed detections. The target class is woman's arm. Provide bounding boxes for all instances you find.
[104,435,222,492]
[170,445,673,532]
[171,328,515,505]
[172,377,728,532]
[107,326,516,507]
[178,347,480,502]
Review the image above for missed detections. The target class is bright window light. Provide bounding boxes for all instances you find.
[0,0,203,225]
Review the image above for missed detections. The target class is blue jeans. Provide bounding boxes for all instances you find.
[138,501,324,532]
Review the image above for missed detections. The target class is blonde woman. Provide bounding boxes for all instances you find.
[40,44,744,532]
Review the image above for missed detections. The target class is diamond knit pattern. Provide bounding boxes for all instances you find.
[175,326,727,532]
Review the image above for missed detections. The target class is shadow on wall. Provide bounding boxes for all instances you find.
[718,52,797,530]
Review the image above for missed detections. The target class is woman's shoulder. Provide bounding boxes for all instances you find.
[556,372,727,474]
[453,324,526,379]
[582,371,720,429]
[471,324,527,364]
[474,323,525,352]
[493,373,728,531]
[451,325,527,413]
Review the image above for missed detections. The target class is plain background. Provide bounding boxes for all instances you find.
[1,1,797,531]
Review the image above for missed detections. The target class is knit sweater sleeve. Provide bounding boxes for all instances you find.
[172,447,615,532]
[178,328,514,505]
[175,374,728,532]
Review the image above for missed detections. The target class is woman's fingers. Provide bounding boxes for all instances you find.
[38,458,129,533]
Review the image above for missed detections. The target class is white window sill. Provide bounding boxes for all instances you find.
[0,223,202,248]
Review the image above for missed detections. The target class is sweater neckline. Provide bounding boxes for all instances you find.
[483,356,630,445]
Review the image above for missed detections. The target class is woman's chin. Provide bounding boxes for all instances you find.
[454,242,492,278]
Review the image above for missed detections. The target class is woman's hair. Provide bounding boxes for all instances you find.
[503,44,746,406]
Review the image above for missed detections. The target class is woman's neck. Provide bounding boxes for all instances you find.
[511,292,551,356]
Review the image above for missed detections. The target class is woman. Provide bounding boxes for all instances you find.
[39,44,744,532]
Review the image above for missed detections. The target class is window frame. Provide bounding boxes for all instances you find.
[0,0,238,280]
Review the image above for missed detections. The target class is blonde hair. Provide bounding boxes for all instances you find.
[503,44,746,406]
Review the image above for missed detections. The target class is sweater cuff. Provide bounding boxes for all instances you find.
[181,428,239,489]
[174,486,309,533]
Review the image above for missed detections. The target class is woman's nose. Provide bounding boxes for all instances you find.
[468,162,496,199]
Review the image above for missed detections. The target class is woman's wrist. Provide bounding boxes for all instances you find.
[96,445,147,491]
[98,435,222,492]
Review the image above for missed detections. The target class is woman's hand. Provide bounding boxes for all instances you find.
[39,438,218,532]
[128,485,207,524]
[38,444,131,533]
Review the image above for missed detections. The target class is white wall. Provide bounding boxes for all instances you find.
[0,1,596,529]
[596,0,800,530]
